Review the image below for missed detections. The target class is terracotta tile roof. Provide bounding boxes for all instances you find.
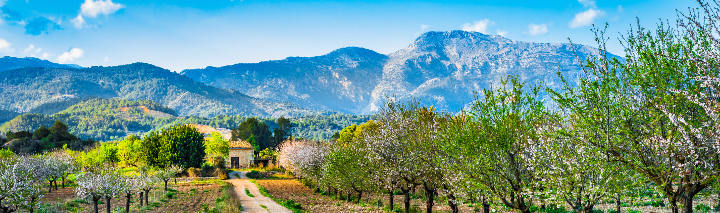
[229,140,254,150]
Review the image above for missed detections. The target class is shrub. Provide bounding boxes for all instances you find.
[246,170,262,179]
[216,168,228,180]
[696,204,712,213]
[201,163,214,176]
[187,168,199,178]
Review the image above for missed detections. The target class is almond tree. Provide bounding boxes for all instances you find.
[277,139,327,187]
[438,76,551,213]
[76,169,123,213]
[321,122,376,203]
[136,169,158,206]
[118,176,140,213]
[156,165,182,191]
[361,101,421,213]
[538,120,621,213]
[0,157,44,213]
[552,4,720,210]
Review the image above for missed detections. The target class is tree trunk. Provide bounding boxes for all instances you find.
[424,186,435,213]
[105,197,111,213]
[357,191,362,204]
[447,193,458,213]
[144,189,150,206]
[61,177,66,188]
[403,189,411,213]
[615,193,621,213]
[671,197,679,213]
[47,180,52,193]
[164,180,169,191]
[716,192,720,211]
[682,195,693,213]
[389,190,394,210]
[347,192,352,202]
[583,205,594,213]
[139,192,144,206]
[482,200,490,213]
[125,193,132,213]
[93,198,99,213]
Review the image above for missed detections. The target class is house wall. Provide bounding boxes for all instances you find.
[229,149,254,168]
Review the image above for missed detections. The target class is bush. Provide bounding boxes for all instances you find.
[281,199,303,211]
[216,168,228,180]
[246,170,262,179]
[696,204,711,213]
[187,168,200,178]
[201,163,215,176]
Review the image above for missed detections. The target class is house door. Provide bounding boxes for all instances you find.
[231,157,239,168]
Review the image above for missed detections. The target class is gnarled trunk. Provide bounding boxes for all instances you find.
[388,190,394,210]
[93,197,100,213]
[447,193,458,213]
[424,185,435,213]
[105,197,111,213]
[615,193,621,213]
[125,193,132,213]
[402,188,411,213]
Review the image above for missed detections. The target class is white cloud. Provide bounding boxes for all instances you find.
[72,0,124,29]
[57,48,84,63]
[578,0,596,8]
[71,14,86,29]
[462,19,493,34]
[103,56,110,62]
[528,24,548,36]
[420,24,429,31]
[496,30,508,37]
[40,52,50,59]
[570,9,604,28]
[80,0,124,18]
[617,5,624,13]
[0,39,14,54]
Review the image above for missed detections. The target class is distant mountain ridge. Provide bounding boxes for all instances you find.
[0,56,80,72]
[0,62,314,118]
[182,47,388,113]
[182,30,600,114]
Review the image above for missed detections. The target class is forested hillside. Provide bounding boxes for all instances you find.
[0,98,369,141]
[0,63,314,117]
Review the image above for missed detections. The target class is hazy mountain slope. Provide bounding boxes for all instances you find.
[0,63,314,117]
[0,98,369,141]
[0,56,80,72]
[183,31,599,114]
[369,30,597,111]
[0,98,179,140]
[182,47,388,113]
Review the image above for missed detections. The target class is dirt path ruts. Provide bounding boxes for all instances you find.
[226,171,292,213]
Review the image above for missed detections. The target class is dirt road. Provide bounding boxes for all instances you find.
[226,171,292,213]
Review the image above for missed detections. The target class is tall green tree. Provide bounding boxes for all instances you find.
[232,118,272,151]
[438,76,551,213]
[551,3,720,210]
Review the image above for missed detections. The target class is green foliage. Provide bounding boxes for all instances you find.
[140,124,205,168]
[204,132,229,160]
[232,118,272,151]
[1,120,95,154]
[256,148,277,161]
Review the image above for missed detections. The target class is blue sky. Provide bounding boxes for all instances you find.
[0,0,694,71]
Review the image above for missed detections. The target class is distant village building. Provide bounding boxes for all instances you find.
[188,124,254,168]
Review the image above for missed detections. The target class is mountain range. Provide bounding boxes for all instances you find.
[1,30,600,123]
[183,30,598,114]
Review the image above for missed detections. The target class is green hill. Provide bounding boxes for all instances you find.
[0,63,314,117]
[0,98,370,141]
